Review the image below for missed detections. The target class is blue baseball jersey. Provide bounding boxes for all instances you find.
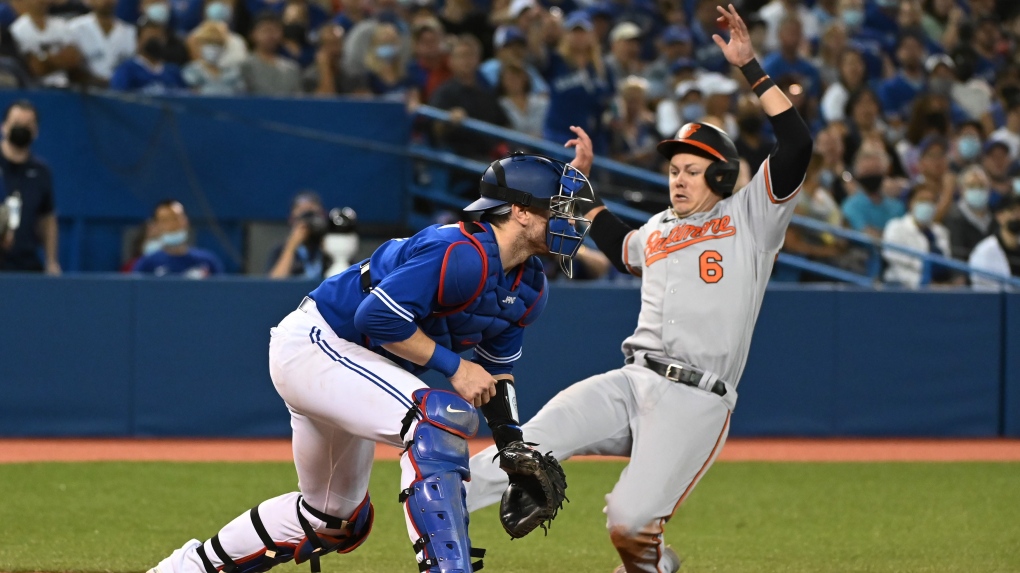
[132,248,224,278]
[309,222,548,377]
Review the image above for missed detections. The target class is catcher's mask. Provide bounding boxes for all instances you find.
[465,152,593,278]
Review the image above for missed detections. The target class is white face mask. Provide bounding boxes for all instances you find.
[200,44,224,63]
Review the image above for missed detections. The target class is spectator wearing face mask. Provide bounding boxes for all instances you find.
[109,18,186,93]
[363,22,416,101]
[969,194,1020,289]
[951,120,984,170]
[133,200,223,278]
[654,61,701,139]
[240,11,301,96]
[842,148,905,239]
[944,165,994,260]
[10,0,86,87]
[115,0,204,35]
[882,183,953,287]
[200,0,249,68]
[304,23,369,96]
[0,101,59,275]
[343,0,410,77]
[278,0,314,68]
[122,0,191,65]
[836,0,886,80]
[69,0,136,85]
[182,20,243,94]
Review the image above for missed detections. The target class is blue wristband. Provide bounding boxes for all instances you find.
[426,345,461,378]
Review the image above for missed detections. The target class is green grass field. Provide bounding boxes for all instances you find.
[1,461,1018,573]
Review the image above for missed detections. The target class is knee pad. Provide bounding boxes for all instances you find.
[401,389,485,572]
[195,494,374,573]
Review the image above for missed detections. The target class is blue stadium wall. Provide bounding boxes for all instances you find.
[2,277,1018,438]
[0,91,410,273]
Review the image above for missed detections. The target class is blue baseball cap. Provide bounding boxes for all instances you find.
[564,11,594,32]
[494,25,526,49]
[660,25,692,44]
[587,2,615,19]
[670,57,697,74]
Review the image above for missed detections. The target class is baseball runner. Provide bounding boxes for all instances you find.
[465,5,813,573]
[147,152,584,573]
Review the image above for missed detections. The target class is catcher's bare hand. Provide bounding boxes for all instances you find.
[712,4,755,67]
[450,359,496,407]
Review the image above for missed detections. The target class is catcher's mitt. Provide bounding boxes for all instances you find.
[496,441,568,539]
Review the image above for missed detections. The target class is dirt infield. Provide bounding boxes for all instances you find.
[2,438,1020,463]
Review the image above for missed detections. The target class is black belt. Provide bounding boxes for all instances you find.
[639,355,727,397]
[359,261,373,293]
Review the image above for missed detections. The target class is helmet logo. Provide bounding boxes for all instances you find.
[677,123,701,139]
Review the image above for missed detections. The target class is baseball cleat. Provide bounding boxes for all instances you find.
[611,546,682,573]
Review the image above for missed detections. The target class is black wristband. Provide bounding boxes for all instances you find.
[739,59,775,98]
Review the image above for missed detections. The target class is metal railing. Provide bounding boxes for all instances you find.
[412,106,1020,289]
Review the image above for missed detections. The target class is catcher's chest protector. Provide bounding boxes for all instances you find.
[418,222,548,348]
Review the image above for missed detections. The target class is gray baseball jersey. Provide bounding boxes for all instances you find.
[621,157,801,389]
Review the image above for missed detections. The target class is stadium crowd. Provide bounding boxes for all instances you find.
[0,0,1019,286]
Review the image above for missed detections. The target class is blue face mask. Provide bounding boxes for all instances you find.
[162,229,188,247]
[875,0,896,7]
[963,188,989,210]
[1013,178,1020,196]
[681,102,705,123]
[374,44,399,61]
[819,169,835,189]
[912,201,936,225]
[205,1,231,22]
[142,237,163,255]
[145,3,170,24]
[957,136,981,161]
[841,9,864,29]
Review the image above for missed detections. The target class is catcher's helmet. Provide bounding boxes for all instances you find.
[464,152,594,278]
[657,122,741,198]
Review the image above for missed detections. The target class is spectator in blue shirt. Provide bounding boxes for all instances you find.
[838,0,888,80]
[762,16,822,99]
[842,148,906,238]
[133,200,224,278]
[689,0,729,73]
[541,12,613,153]
[865,0,902,50]
[109,19,186,93]
[878,31,928,123]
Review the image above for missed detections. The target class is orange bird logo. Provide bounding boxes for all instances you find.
[677,123,701,139]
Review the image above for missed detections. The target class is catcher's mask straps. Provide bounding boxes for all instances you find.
[480,158,536,208]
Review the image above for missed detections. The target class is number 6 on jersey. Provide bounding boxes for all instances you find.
[699,250,723,284]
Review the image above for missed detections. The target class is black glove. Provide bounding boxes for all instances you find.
[495,441,568,539]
